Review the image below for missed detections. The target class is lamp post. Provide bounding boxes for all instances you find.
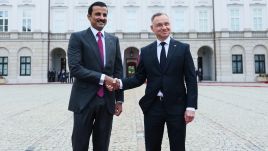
[47,0,51,82]
[212,0,217,81]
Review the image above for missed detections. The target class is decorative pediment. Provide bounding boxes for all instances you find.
[195,0,212,6]
[171,0,189,7]
[51,0,67,7]
[227,0,244,5]
[249,0,266,5]
[18,0,35,6]
[22,0,32,3]
[148,0,164,7]
[122,0,140,7]
[75,0,89,6]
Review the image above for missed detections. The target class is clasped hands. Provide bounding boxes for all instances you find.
[104,76,120,91]
[104,76,122,116]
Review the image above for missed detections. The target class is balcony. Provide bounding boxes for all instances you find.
[229,32,244,38]
[50,33,67,40]
[0,31,267,41]
[123,33,140,39]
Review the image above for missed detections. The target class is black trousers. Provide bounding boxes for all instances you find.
[71,96,113,151]
[144,97,186,151]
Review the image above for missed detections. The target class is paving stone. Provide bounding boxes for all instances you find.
[0,83,267,151]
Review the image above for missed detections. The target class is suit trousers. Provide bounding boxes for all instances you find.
[144,97,186,151]
[71,96,113,151]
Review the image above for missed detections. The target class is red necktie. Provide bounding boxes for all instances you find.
[97,32,104,68]
[97,32,104,97]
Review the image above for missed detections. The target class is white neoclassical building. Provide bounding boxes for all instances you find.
[0,0,268,83]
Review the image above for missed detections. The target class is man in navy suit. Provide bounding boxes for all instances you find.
[110,12,198,151]
[67,2,124,151]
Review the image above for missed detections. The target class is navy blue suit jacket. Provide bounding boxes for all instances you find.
[122,38,197,114]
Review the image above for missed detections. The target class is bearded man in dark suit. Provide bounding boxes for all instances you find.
[67,2,124,151]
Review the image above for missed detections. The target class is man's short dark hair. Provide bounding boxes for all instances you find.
[151,12,168,22]
[88,1,107,15]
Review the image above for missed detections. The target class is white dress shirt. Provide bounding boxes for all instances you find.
[90,27,106,85]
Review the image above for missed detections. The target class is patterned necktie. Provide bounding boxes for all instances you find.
[97,32,104,97]
[160,42,167,71]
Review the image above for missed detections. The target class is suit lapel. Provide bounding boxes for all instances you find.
[151,41,162,72]
[104,33,113,70]
[86,28,102,67]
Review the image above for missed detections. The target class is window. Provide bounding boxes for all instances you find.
[232,54,243,74]
[230,8,240,31]
[0,11,8,32]
[0,56,8,76]
[173,9,185,32]
[125,8,138,32]
[253,8,263,30]
[255,54,265,74]
[20,56,31,76]
[105,8,115,32]
[75,9,88,31]
[22,10,32,32]
[199,10,208,32]
[52,10,66,33]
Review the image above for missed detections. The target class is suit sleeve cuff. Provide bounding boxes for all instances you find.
[186,107,195,111]
[99,74,105,85]
[118,79,123,89]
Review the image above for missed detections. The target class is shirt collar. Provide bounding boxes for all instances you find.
[90,27,105,38]
[157,36,171,46]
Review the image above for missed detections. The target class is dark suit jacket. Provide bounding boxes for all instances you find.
[68,27,124,114]
[122,38,197,114]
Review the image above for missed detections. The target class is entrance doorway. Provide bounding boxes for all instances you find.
[124,47,139,77]
[197,46,214,81]
[50,48,66,81]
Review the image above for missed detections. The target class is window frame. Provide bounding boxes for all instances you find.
[252,8,263,30]
[0,10,8,32]
[254,54,266,74]
[0,56,8,76]
[20,56,31,76]
[232,54,243,74]
[230,8,240,31]
[22,9,32,32]
[199,10,209,32]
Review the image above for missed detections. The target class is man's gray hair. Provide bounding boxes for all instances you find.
[151,12,168,22]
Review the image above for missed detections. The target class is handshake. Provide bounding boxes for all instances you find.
[104,76,121,91]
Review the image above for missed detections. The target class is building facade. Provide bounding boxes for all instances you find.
[0,0,268,83]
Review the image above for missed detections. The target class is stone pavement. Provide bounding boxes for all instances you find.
[0,83,267,151]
